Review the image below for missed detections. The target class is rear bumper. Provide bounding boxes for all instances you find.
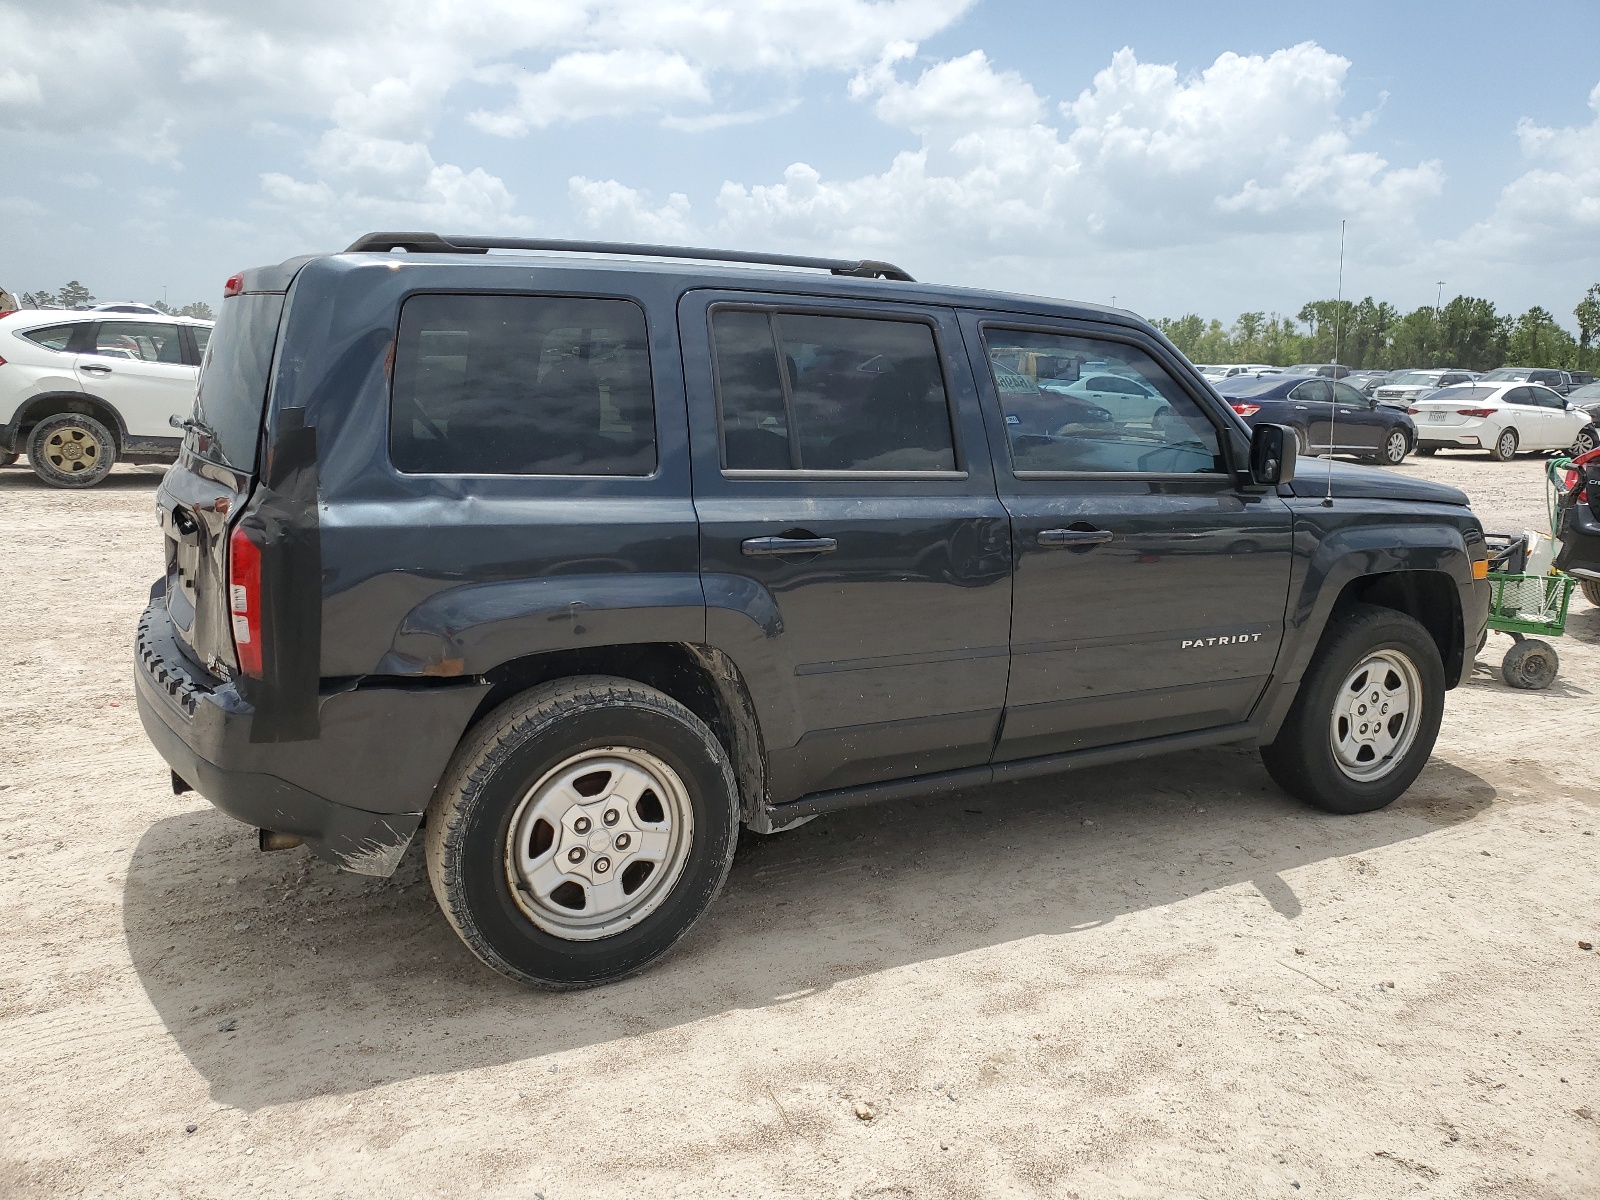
[134,601,490,876]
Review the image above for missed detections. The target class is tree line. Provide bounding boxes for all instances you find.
[1155,284,1600,372]
[18,281,214,321]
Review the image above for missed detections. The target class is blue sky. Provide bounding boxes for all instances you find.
[3,0,1599,326]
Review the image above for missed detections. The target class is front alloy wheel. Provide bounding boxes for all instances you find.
[1328,650,1423,781]
[1570,425,1598,457]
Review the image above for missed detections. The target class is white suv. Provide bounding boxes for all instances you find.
[0,309,213,487]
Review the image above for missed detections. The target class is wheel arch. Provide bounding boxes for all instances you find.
[455,642,771,830]
[1336,570,1463,686]
[7,390,128,452]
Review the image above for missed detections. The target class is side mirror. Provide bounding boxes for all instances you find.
[1250,423,1296,486]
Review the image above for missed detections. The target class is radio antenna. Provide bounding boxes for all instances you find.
[1323,219,1346,508]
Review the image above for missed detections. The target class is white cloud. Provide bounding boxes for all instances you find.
[1449,80,1600,268]
[569,177,694,241]
[859,48,1044,135]
[470,50,710,135]
[0,67,42,107]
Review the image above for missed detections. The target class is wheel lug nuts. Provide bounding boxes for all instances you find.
[603,809,619,826]
[614,833,631,850]
[568,847,585,863]
[594,856,611,874]
[573,817,591,834]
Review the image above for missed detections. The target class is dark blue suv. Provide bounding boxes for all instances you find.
[136,233,1491,988]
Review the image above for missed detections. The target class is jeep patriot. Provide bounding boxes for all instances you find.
[135,233,1493,988]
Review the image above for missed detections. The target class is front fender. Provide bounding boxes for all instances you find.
[1279,505,1477,688]
[376,572,707,677]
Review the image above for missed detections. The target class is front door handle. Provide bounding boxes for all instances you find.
[1293,404,1308,410]
[80,363,113,375]
[742,536,838,557]
[1038,528,1113,549]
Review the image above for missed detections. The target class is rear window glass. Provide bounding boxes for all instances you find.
[21,323,78,351]
[1427,386,1498,403]
[391,294,656,476]
[192,293,285,471]
[711,309,956,472]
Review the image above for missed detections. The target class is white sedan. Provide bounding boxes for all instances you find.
[1409,381,1598,460]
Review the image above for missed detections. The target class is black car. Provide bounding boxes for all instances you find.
[1215,374,1417,465]
[135,232,1489,989]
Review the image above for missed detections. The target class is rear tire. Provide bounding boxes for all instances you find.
[1261,604,1445,815]
[0,451,16,467]
[424,676,740,989]
[1582,578,1600,608]
[1489,427,1518,461]
[1416,446,1439,456]
[27,413,116,488]
[1376,428,1409,466]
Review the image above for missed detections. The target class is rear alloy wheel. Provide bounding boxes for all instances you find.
[425,675,740,989]
[1570,425,1598,457]
[27,413,116,488]
[1377,428,1409,466]
[1261,603,1444,814]
[1489,427,1519,461]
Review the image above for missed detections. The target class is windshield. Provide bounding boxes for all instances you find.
[1386,371,1444,385]
[1478,368,1531,382]
[1569,382,1600,400]
[190,292,284,471]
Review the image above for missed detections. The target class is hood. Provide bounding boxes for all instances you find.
[1283,457,1469,505]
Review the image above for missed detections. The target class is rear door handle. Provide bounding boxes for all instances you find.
[1038,528,1113,548]
[80,363,112,375]
[742,536,837,557]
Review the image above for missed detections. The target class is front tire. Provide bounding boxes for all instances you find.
[1571,425,1598,457]
[424,676,739,989]
[1489,427,1519,461]
[1261,604,1445,814]
[0,451,16,468]
[1582,578,1600,608]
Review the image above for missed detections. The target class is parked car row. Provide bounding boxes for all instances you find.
[0,308,212,487]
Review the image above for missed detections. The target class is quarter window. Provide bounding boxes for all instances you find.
[390,294,656,476]
[89,322,186,363]
[20,323,80,351]
[711,309,956,472]
[981,328,1223,474]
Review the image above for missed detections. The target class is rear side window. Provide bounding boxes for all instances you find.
[711,308,956,472]
[391,294,656,476]
[21,323,79,351]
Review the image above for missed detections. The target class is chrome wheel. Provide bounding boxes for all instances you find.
[505,747,693,941]
[1572,426,1597,457]
[1383,429,1408,464]
[1328,649,1422,782]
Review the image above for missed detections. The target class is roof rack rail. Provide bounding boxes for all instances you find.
[343,231,915,282]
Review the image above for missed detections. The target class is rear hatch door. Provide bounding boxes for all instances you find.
[157,282,288,676]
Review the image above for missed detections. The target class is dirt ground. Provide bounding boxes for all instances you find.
[0,451,1595,1199]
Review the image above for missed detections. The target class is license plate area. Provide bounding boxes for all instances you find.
[159,503,201,628]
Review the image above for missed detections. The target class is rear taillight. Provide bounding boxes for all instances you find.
[0,355,7,367]
[223,272,244,298]
[1457,408,1497,418]
[1230,403,1261,417]
[228,526,263,678]
[1406,407,1420,414]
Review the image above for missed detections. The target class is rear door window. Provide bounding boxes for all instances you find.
[391,294,656,476]
[711,308,956,472]
[88,321,186,363]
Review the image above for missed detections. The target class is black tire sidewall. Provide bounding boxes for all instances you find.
[28,413,116,488]
[1267,608,1445,813]
[447,698,737,988]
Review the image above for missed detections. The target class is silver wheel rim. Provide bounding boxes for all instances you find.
[1498,431,1516,457]
[1577,430,1596,454]
[505,746,693,941]
[1328,649,1423,782]
[1386,431,1406,462]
